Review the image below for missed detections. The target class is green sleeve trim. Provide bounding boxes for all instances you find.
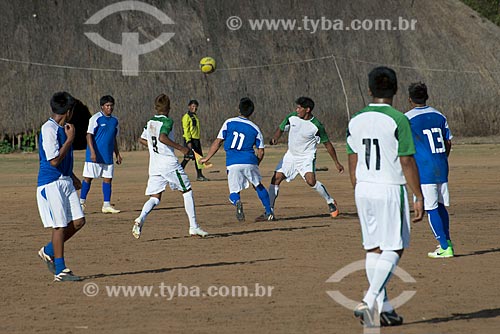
[279,112,297,131]
[160,117,174,135]
[310,117,329,143]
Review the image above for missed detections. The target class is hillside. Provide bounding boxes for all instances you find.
[1,0,499,149]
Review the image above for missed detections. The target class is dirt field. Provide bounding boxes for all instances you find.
[1,143,499,334]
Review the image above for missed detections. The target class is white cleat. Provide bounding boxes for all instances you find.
[132,218,143,239]
[189,227,208,238]
[102,206,121,214]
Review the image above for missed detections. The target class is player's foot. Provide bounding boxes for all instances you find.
[189,227,209,238]
[38,247,55,274]
[132,218,143,239]
[380,310,403,326]
[328,200,339,218]
[354,302,375,327]
[54,268,82,282]
[196,176,209,181]
[436,240,453,249]
[428,245,454,258]
[102,206,121,214]
[255,212,275,222]
[235,201,245,222]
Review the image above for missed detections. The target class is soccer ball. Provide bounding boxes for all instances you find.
[200,57,216,74]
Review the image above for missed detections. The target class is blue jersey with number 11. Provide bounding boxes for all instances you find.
[217,116,264,167]
[405,106,452,184]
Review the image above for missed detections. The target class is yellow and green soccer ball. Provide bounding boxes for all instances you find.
[200,57,216,74]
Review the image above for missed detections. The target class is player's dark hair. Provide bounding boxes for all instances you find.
[408,82,429,104]
[100,95,115,106]
[368,67,398,98]
[155,94,170,114]
[239,97,254,117]
[295,96,315,111]
[50,91,75,115]
[188,99,199,106]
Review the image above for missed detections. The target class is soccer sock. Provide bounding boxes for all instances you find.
[44,242,55,258]
[438,203,451,241]
[428,208,449,249]
[256,184,272,214]
[183,190,198,229]
[311,181,333,203]
[139,197,160,223]
[268,184,279,209]
[80,180,91,201]
[54,257,66,275]
[363,251,400,310]
[365,252,392,313]
[229,192,241,206]
[102,182,112,204]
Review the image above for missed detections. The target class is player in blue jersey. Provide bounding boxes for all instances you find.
[36,92,86,282]
[268,97,344,218]
[406,82,454,258]
[79,95,122,214]
[200,97,274,222]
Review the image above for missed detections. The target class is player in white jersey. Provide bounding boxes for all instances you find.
[36,92,86,282]
[200,98,273,222]
[406,82,454,258]
[347,67,424,327]
[267,97,344,218]
[132,94,208,239]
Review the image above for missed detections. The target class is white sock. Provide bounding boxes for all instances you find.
[139,197,160,223]
[268,184,279,209]
[80,199,86,205]
[103,201,111,207]
[312,181,333,203]
[183,190,198,229]
[365,253,393,314]
[363,251,400,310]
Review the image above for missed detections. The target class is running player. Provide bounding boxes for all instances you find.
[267,97,344,218]
[347,67,424,327]
[79,95,122,214]
[132,94,208,239]
[406,82,454,258]
[199,97,273,222]
[37,92,86,282]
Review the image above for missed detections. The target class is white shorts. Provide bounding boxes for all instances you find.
[37,177,84,228]
[275,151,314,182]
[418,183,449,211]
[226,164,262,194]
[145,166,192,195]
[83,162,114,179]
[355,182,411,251]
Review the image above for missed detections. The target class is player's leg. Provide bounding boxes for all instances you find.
[303,171,339,217]
[101,164,120,213]
[227,165,247,222]
[180,139,191,169]
[269,171,286,211]
[133,175,166,239]
[438,182,452,246]
[423,184,453,257]
[193,139,208,181]
[80,161,96,210]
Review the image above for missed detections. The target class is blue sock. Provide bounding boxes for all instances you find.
[54,257,66,275]
[229,193,240,206]
[256,184,272,214]
[428,208,448,249]
[80,180,91,200]
[437,203,450,240]
[102,182,112,202]
[44,242,54,257]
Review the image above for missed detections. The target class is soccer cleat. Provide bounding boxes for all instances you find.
[189,227,209,238]
[428,246,454,258]
[196,176,209,181]
[132,218,143,239]
[101,206,121,214]
[235,201,245,222]
[380,310,403,326]
[54,268,82,282]
[38,247,56,274]
[255,212,275,222]
[354,302,375,327]
[328,200,340,218]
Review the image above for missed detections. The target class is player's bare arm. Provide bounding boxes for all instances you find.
[159,133,190,156]
[400,155,424,222]
[200,138,223,164]
[50,124,75,167]
[72,172,82,190]
[445,139,452,157]
[256,148,264,165]
[269,128,283,145]
[86,133,97,162]
[347,153,357,188]
[138,138,148,147]
[114,137,122,164]
[324,141,344,173]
